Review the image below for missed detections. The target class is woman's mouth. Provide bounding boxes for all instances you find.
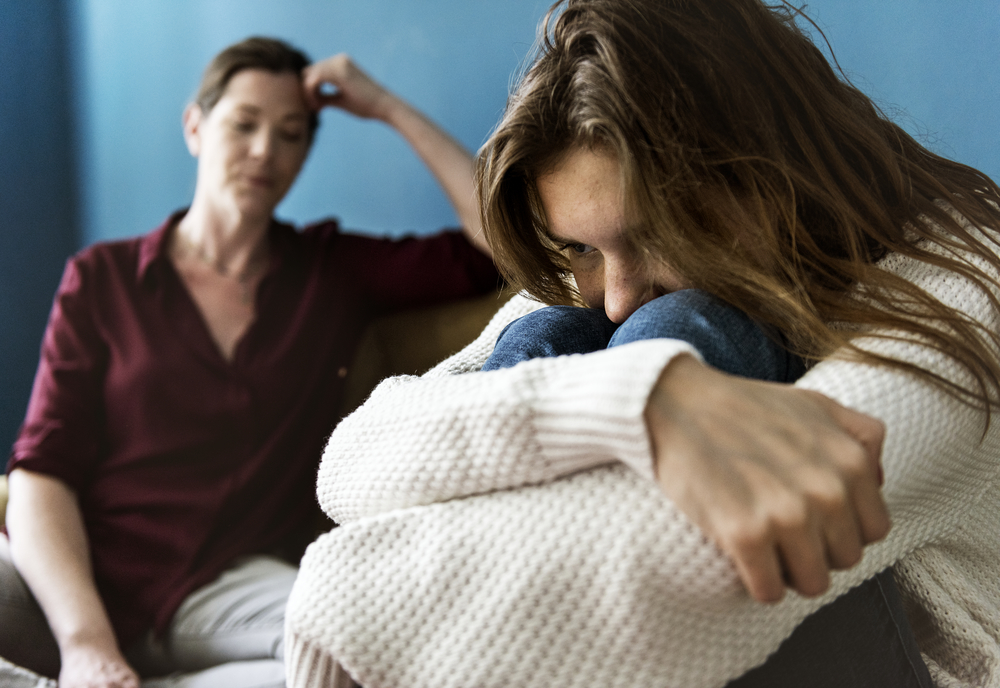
[247,175,274,188]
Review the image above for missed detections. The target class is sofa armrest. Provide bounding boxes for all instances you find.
[0,474,7,530]
[338,288,512,417]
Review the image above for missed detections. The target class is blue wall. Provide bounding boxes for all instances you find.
[3,0,1000,450]
[68,1,1000,246]
[802,2,1000,189]
[70,0,551,244]
[0,0,80,453]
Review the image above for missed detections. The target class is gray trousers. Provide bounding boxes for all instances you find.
[0,535,292,688]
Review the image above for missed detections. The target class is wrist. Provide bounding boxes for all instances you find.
[645,353,714,478]
[646,354,709,419]
[379,92,419,128]
[57,624,121,658]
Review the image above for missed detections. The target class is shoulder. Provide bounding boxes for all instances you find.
[60,236,146,294]
[290,217,346,247]
[274,217,388,261]
[73,235,144,265]
[292,219,464,261]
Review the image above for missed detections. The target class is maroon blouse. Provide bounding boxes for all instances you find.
[7,213,499,644]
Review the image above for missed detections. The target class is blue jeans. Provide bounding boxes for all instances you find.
[484,290,933,687]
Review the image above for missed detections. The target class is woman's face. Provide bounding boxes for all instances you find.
[184,69,311,220]
[537,147,686,323]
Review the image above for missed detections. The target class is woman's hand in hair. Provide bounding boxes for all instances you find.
[303,54,489,255]
[302,54,398,122]
[644,354,891,603]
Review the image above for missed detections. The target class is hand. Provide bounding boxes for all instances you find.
[302,54,397,121]
[644,355,891,603]
[58,644,139,688]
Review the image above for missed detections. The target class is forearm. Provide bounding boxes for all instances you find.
[319,334,695,524]
[303,54,491,254]
[6,469,121,657]
[379,96,488,254]
[292,466,859,688]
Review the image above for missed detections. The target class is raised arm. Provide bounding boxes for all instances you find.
[302,54,490,255]
[6,469,139,688]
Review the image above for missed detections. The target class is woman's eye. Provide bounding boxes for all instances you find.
[559,242,596,256]
[232,120,256,133]
[279,129,306,143]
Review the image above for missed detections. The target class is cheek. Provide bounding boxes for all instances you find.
[653,263,689,292]
[277,147,308,180]
[200,139,233,178]
[570,265,605,309]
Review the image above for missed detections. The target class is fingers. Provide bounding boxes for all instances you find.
[721,490,843,603]
[820,492,865,571]
[729,535,786,603]
[301,53,352,110]
[810,391,886,486]
[301,54,389,119]
[808,393,892,544]
[647,364,893,604]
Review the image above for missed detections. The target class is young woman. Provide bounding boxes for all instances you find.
[284,1,1000,687]
[1,37,496,688]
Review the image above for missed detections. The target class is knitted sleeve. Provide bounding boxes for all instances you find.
[289,244,1000,688]
[316,293,702,525]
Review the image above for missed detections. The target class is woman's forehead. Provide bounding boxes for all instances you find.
[217,69,308,116]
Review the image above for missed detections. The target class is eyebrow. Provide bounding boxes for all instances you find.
[541,227,568,245]
[543,221,632,247]
[233,104,308,122]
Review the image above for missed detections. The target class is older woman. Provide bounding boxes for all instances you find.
[284,1,1000,686]
[1,37,496,688]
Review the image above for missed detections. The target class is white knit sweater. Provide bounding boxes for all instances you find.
[286,246,1000,688]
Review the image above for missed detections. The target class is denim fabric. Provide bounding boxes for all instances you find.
[484,290,805,382]
[483,290,932,687]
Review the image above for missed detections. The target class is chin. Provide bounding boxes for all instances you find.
[232,195,279,220]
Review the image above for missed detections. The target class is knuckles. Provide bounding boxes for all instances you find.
[828,541,864,570]
[861,508,892,543]
[793,568,831,598]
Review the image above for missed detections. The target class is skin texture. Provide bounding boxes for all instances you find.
[536,147,891,602]
[175,69,312,361]
[8,55,492,688]
[183,70,312,227]
[536,147,686,322]
[6,470,140,688]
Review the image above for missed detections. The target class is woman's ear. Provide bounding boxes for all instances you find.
[182,103,203,157]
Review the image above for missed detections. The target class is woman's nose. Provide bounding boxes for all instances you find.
[602,260,655,324]
[249,129,274,159]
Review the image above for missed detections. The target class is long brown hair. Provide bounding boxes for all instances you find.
[478,0,1000,411]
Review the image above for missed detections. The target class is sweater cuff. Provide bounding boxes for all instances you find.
[532,339,702,481]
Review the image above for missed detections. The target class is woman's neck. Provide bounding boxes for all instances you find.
[174,199,272,281]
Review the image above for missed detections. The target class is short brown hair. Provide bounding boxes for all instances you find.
[195,36,318,135]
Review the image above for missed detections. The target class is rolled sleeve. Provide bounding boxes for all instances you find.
[9,257,108,491]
